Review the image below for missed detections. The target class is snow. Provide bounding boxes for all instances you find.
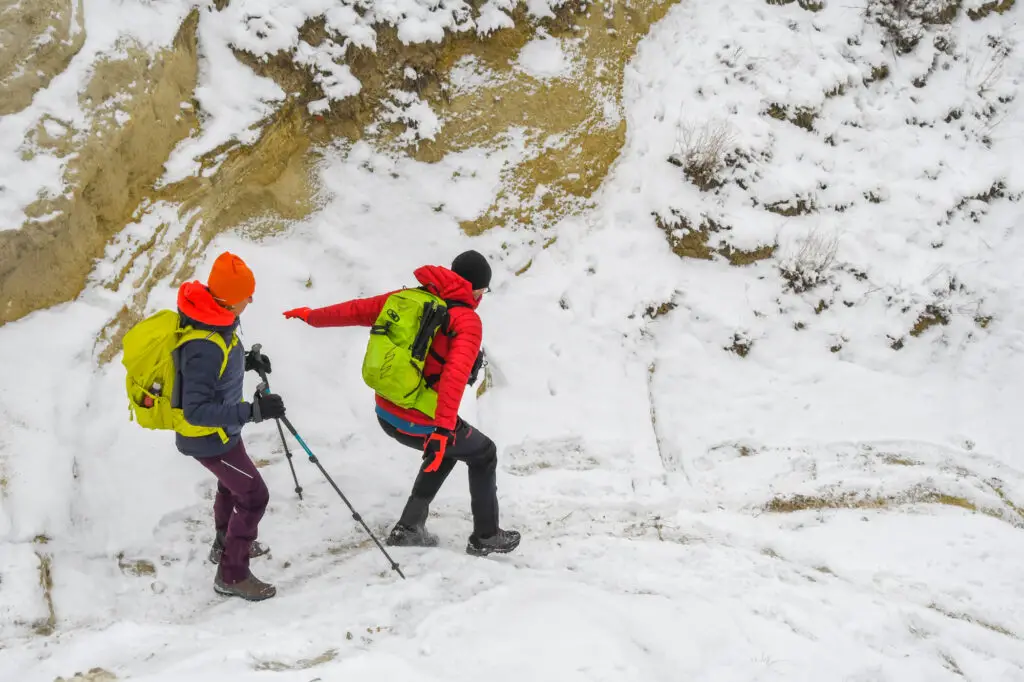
[381,91,442,143]
[161,8,286,186]
[3,0,1024,681]
[516,34,572,80]
[448,55,506,96]
[294,39,362,102]
[476,0,516,35]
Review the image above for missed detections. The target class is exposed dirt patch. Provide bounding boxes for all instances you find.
[655,210,775,264]
[655,211,718,260]
[117,554,156,577]
[436,1,679,234]
[764,484,1024,528]
[719,242,777,265]
[765,103,817,131]
[475,363,493,398]
[726,333,754,357]
[928,603,1018,639]
[644,301,677,319]
[765,197,816,217]
[864,63,891,85]
[968,0,1015,20]
[254,649,338,672]
[909,303,950,337]
[33,550,56,636]
[764,488,976,513]
[92,102,312,362]
[766,0,826,10]
[0,11,201,327]
[0,0,85,116]
[55,668,118,682]
[881,453,922,466]
[234,1,631,238]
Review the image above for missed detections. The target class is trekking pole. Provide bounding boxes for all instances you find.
[251,348,405,580]
[251,344,303,500]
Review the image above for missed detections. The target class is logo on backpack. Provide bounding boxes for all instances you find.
[387,309,400,322]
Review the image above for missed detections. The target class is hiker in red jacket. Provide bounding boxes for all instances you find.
[283,250,520,556]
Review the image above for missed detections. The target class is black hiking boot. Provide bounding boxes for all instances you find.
[209,535,271,565]
[214,569,276,602]
[466,529,521,557]
[386,495,438,547]
[386,523,439,547]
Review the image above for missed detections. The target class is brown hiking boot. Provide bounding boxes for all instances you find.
[209,537,270,564]
[214,570,276,602]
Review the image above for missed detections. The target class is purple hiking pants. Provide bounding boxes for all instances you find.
[197,440,269,583]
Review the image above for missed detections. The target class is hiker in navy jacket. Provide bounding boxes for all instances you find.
[174,252,285,601]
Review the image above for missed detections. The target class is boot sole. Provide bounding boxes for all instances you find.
[465,536,521,557]
[209,548,271,565]
[385,538,440,548]
[214,581,276,602]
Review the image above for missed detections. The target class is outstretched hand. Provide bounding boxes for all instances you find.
[283,307,312,322]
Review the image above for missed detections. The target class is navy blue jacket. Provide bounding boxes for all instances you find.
[172,282,253,458]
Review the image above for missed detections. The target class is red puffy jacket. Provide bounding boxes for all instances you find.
[303,265,482,431]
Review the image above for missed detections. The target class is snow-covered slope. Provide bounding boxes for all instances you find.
[2,1,1024,680]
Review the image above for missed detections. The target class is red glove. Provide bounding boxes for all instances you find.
[422,428,454,473]
[283,307,312,322]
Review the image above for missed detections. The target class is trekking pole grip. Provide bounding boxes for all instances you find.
[250,343,271,393]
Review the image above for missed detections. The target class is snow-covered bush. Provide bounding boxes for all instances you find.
[865,0,962,54]
[669,120,734,192]
[779,226,839,293]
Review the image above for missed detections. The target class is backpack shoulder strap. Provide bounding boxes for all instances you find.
[176,327,233,378]
[440,299,473,337]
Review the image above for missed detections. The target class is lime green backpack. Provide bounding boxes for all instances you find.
[121,310,238,443]
[361,288,467,417]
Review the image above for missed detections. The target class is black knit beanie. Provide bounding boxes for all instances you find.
[451,250,492,290]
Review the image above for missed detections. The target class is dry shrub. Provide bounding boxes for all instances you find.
[779,226,839,293]
[669,120,735,191]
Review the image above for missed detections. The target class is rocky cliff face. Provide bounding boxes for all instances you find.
[0,0,677,358]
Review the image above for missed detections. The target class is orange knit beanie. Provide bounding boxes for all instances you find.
[207,252,255,306]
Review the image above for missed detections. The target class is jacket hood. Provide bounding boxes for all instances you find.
[414,265,480,309]
[177,281,238,328]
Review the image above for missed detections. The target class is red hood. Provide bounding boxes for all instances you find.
[177,281,237,326]
[414,266,480,309]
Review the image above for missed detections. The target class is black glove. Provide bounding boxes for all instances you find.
[245,349,272,375]
[251,391,285,423]
[468,349,486,386]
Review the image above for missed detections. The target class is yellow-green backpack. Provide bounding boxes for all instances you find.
[121,310,237,443]
[361,288,469,417]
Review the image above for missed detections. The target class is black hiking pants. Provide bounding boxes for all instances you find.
[378,416,499,538]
